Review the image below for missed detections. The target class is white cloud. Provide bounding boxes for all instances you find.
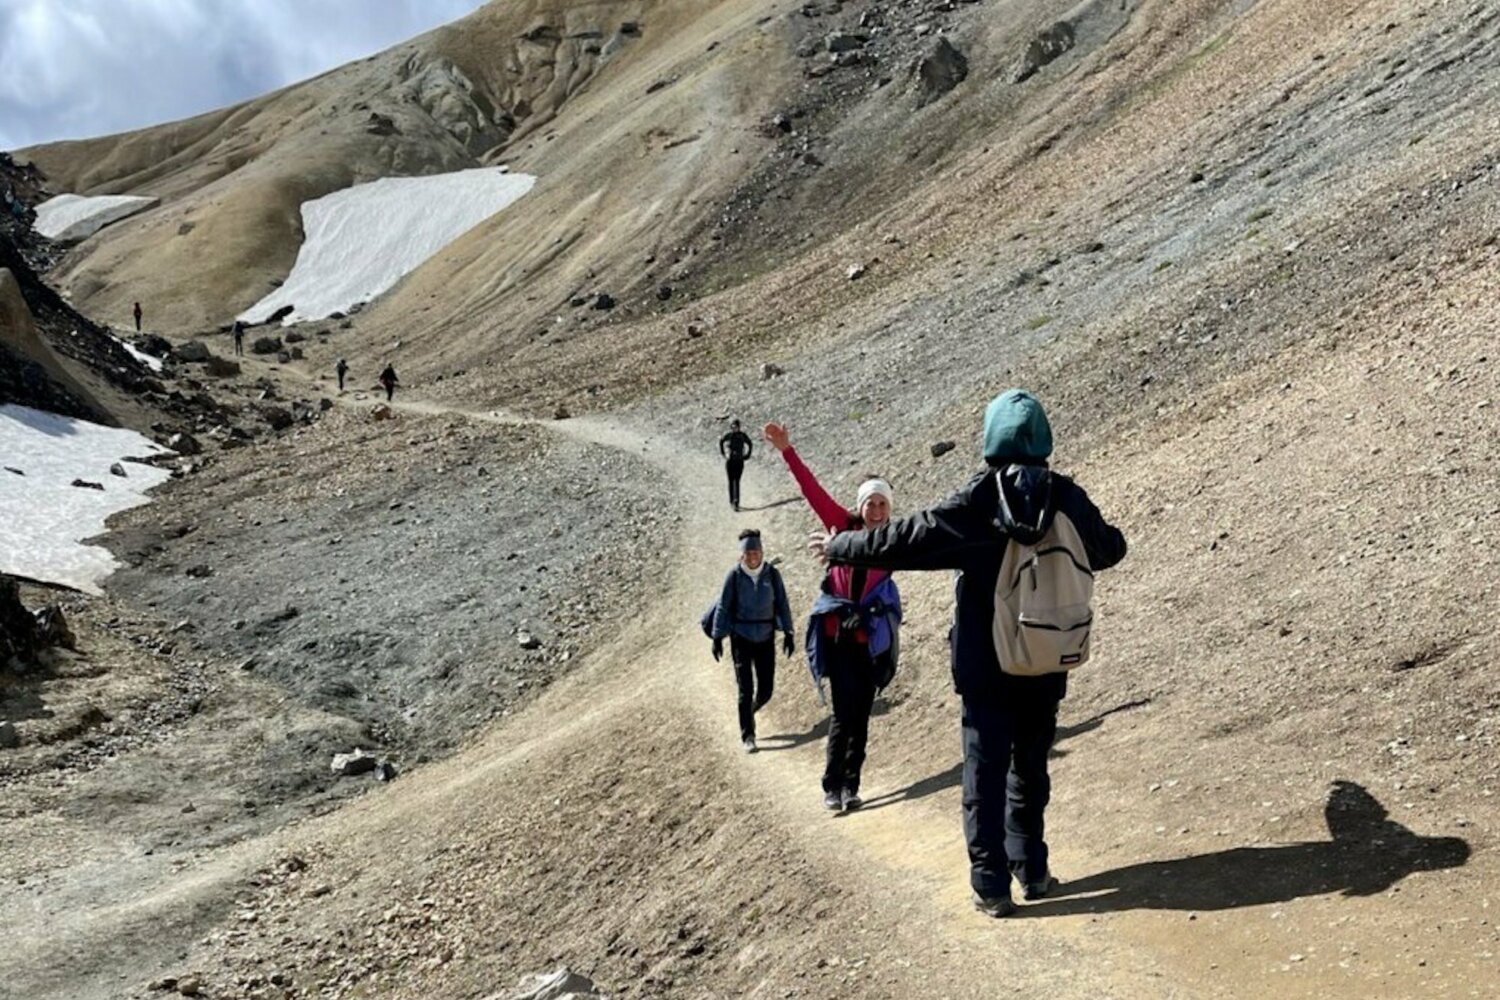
[0,0,487,150]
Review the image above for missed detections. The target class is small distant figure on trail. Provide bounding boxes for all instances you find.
[811,389,1127,918]
[231,321,245,356]
[132,301,142,332]
[719,419,754,511]
[704,528,794,754]
[378,363,398,402]
[336,358,349,392]
[765,421,901,815]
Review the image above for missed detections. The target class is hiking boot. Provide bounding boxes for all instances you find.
[742,737,757,754]
[1023,872,1058,901]
[841,788,863,812]
[823,790,843,811]
[972,892,1018,918]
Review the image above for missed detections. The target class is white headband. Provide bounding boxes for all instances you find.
[856,479,893,511]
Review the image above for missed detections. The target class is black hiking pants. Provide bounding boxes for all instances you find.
[234,337,244,356]
[961,690,1060,898]
[725,457,744,508]
[822,634,878,794]
[730,636,776,740]
[384,383,395,402]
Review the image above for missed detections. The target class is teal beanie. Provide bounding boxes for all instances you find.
[982,389,1053,464]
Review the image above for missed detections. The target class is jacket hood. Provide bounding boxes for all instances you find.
[996,464,1056,545]
[982,389,1053,465]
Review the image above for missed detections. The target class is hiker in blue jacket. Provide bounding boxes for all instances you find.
[811,390,1126,917]
[710,529,795,753]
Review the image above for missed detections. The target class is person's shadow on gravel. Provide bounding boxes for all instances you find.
[737,496,804,512]
[1026,781,1470,915]
[758,717,830,751]
[856,698,1152,812]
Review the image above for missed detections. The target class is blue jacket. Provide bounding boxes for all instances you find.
[805,575,902,695]
[711,564,793,642]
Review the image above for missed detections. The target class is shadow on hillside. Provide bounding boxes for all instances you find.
[1026,781,1470,916]
[857,698,1152,812]
[1050,697,1152,759]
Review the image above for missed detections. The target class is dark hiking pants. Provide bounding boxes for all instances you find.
[731,636,776,740]
[961,692,1060,898]
[822,635,878,794]
[384,384,395,402]
[725,457,744,507]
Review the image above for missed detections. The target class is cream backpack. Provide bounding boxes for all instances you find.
[993,505,1095,676]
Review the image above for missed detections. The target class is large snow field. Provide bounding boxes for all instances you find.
[0,404,172,594]
[33,193,157,243]
[239,166,536,325]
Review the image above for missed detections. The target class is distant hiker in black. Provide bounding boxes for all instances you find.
[232,321,245,356]
[336,358,349,391]
[132,301,142,332]
[812,389,1126,917]
[719,419,754,510]
[709,529,794,753]
[378,364,398,402]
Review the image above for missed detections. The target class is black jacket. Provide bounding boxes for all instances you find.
[720,430,753,460]
[822,465,1126,702]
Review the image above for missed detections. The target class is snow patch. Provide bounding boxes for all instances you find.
[34,193,157,243]
[112,334,164,372]
[239,167,536,326]
[0,404,172,594]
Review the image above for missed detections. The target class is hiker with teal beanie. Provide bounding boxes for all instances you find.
[810,389,1127,916]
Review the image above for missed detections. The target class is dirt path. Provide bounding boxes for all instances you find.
[6,388,1485,999]
[371,397,1181,994]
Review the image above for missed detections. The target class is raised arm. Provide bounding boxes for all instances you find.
[764,423,853,530]
[822,502,993,572]
[1058,479,1128,571]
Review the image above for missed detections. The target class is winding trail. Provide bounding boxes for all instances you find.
[363,393,1178,997]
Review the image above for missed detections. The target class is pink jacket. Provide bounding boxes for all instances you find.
[781,447,891,634]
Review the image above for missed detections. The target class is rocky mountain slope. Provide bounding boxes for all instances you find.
[3,0,1498,997]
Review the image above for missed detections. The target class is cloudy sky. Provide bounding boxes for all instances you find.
[0,0,489,150]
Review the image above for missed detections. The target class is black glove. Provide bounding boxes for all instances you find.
[712,637,723,662]
[782,632,795,656]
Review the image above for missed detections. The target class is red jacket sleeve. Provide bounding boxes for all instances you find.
[782,446,854,531]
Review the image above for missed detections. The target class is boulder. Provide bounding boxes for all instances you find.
[34,605,76,649]
[251,336,282,355]
[203,356,241,378]
[255,404,295,431]
[331,749,378,777]
[70,478,104,491]
[284,330,307,344]
[1013,21,1075,82]
[371,404,395,421]
[0,720,17,749]
[760,362,786,380]
[174,340,211,363]
[826,31,868,53]
[1,575,39,667]
[167,432,202,456]
[914,37,969,106]
[276,350,292,364]
[267,304,296,323]
[136,334,172,358]
[110,462,128,477]
[502,968,606,1000]
[592,293,617,310]
[930,440,957,459]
